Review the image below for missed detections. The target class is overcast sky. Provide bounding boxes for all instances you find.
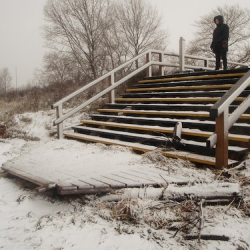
[0,0,249,88]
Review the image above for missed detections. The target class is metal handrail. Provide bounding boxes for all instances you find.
[52,38,249,139]
[207,69,250,168]
[52,49,182,138]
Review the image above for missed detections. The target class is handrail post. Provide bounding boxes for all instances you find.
[215,109,229,169]
[159,53,164,75]
[146,51,152,77]
[109,73,115,103]
[56,104,63,139]
[179,37,185,72]
[204,59,208,68]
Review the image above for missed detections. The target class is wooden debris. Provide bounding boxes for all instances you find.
[184,234,230,241]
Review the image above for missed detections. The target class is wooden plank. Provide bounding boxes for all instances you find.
[127,168,188,185]
[3,161,77,191]
[110,172,158,187]
[115,97,245,103]
[75,177,110,189]
[123,169,171,186]
[131,167,188,185]
[87,175,126,189]
[73,126,166,141]
[2,163,56,189]
[80,120,250,143]
[161,150,237,167]
[100,174,142,188]
[126,84,237,93]
[56,170,96,191]
[64,132,156,152]
[97,109,211,118]
[112,172,160,187]
[64,133,240,166]
[138,72,245,84]
[120,170,164,184]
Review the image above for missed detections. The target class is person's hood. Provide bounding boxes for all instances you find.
[214,15,224,25]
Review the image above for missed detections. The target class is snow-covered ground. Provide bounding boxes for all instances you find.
[0,110,250,250]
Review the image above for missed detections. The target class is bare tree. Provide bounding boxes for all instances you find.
[114,0,169,59]
[187,4,250,64]
[43,0,169,79]
[36,51,80,86]
[44,0,114,79]
[0,67,12,94]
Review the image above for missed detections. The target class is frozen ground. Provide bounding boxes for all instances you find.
[0,110,250,250]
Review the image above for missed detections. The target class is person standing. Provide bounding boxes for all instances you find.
[210,15,229,70]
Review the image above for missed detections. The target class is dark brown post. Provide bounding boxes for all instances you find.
[215,109,229,169]
[159,53,164,75]
[204,60,208,68]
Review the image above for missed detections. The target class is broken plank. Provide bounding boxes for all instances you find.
[184,234,230,241]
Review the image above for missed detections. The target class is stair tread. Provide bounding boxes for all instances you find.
[126,84,250,93]
[97,108,250,120]
[143,68,248,80]
[62,69,249,167]
[115,97,245,103]
[132,79,239,88]
[90,114,250,129]
[64,132,238,166]
[139,72,246,84]
[126,84,237,92]
[120,90,250,98]
[79,120,250,142]
[72,125,248,152]
[105,103,250,113]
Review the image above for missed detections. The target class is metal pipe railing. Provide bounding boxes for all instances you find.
[52,37,249,139]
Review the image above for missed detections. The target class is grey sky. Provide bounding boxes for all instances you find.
[0,0,249,88]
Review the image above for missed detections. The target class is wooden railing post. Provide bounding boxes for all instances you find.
[108,73,115,103]
[146,52,152,77]
[56,104,63,139]
[215,109,229,169]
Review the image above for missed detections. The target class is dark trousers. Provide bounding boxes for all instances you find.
[215,50,227,70]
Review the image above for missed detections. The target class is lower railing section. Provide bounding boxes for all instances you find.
[207,70,250,169]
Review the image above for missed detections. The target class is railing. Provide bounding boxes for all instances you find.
[206,70,250,169]
[52,37,249,139]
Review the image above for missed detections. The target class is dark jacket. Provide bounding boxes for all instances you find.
[210,15,229,53]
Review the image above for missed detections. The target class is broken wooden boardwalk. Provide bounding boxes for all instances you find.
[2,160,188,195]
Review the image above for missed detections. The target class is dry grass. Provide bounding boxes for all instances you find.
[0,72,145,139]
[97,197,201,229]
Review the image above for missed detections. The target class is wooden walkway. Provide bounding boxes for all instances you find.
[2,159,188,195]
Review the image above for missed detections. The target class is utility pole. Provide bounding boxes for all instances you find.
[15,67,17,91]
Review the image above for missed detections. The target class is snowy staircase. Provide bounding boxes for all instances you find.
[64,68,250,167]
